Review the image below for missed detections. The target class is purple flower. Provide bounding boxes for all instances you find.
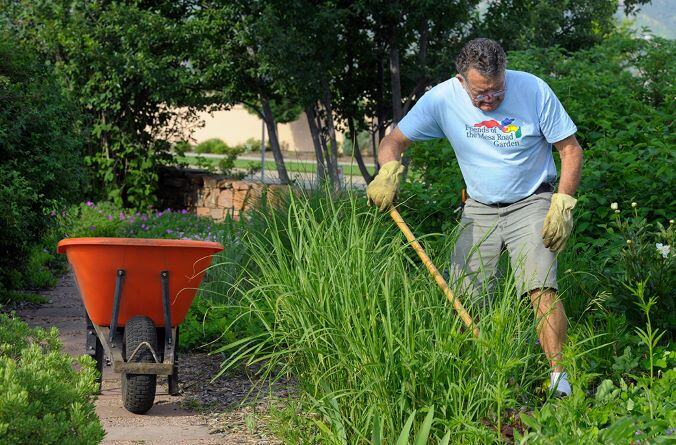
[635,430,642,436]
[166,229,174,234]
[50,211,56,217]
[666,428,674,436]
[141,224,147,229]
[86,201,94,207]
[89,225,96,231]
[141,215,148,222]
[119,212,125,221]
[107,215,113,221]
[181,209,188,214]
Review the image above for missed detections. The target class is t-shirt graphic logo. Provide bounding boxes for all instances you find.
[474,117,522,138]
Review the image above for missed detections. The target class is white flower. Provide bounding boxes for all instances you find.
[656,243,671,259]
[615,209,620,214]
[631,202,637,208]
[610,202,619,210]
[626,239,632,245]
[670,219,674,225]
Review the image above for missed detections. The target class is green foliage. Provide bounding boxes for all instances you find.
[173,140,192,157]
[5,1,206,209]
[341,131,372,157]
[478,0,651,51]
[196,138,229,154]
[508,34,675,244]
[0,30,85,298]
[0,313,104,444]
[58,201,226,243]
[517,287,675,444]
[192,191,674,444]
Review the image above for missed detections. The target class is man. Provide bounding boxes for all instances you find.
[366,38,583,396]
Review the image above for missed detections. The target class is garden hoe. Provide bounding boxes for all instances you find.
[389,206,480,338]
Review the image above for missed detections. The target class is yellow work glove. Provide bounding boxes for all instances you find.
[366,160,404,211]
[541,193,577,252]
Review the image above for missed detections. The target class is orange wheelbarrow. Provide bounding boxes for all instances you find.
[57,237,224,414]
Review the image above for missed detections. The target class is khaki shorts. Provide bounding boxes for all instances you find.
[448,191,557,303]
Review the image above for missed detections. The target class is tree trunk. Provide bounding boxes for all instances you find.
[321,80,340,189]
[315,105,336,189]
[389,46,402,125]
[348,117,373,184]
[261,96,290,184]
[305,104,326,185]
[376,54,387,144]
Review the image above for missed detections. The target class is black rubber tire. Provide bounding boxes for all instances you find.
[122,316,157,414]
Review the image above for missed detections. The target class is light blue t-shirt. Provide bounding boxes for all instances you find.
[398,69,577,204]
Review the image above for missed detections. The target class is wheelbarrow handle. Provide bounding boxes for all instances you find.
[389,207,480,338]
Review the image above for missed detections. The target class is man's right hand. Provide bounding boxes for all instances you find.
[366,160,404,211]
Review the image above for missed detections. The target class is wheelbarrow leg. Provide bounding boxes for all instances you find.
[85,312,104,390]
[168,326,180,396]
[109,269,126,345]
[160,270,180,396]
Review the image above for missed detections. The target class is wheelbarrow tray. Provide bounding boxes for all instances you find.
[57,237,224,328]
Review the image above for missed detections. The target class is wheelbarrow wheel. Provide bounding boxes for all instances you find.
[122,316,157,414]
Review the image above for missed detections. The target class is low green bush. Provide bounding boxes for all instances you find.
[173,140,192,157]
[0,313,104,444]
[195,138,229,154]
[218,145,246,176]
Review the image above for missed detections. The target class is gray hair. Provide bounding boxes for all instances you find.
[455,38,506,78]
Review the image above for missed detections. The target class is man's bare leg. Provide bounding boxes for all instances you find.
[530,288,570,394]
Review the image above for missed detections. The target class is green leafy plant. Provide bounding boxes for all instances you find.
[218,145,246,176]
[196,138,230,154]
[0,32,85,299]
[0,314,104,444]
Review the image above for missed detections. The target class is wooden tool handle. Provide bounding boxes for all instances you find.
[389,207,479,338]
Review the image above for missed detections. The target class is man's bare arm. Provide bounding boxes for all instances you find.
[377,127,414,165]
[553,134,583,196]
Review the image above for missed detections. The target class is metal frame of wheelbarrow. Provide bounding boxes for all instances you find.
[84,268,179,394]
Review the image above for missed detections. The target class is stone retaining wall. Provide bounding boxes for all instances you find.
[158,167,284,220]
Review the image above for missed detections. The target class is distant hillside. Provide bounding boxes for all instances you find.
[618,0,675,39]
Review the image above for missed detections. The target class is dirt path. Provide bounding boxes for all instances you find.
[15,273,287,445]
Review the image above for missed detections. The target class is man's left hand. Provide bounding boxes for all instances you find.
[542,193,577,252]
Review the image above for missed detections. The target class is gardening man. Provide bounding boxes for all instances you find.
[366,38,583,396]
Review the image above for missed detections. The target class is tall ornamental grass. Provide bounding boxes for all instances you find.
[218,192,554,443]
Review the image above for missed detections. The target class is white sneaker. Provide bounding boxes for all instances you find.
[551,371,571,397]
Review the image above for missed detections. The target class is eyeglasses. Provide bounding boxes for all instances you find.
[461,76,506,103]
[473,89,505,102]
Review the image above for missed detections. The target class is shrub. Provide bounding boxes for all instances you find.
[0,313,104,444]
[341,130,372,157]
[173,140,192,156]
[195,138,229,154]
[218,145,246,176]
[0,32,85,297]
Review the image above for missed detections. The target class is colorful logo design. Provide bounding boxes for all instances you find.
[474,117,522,138]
